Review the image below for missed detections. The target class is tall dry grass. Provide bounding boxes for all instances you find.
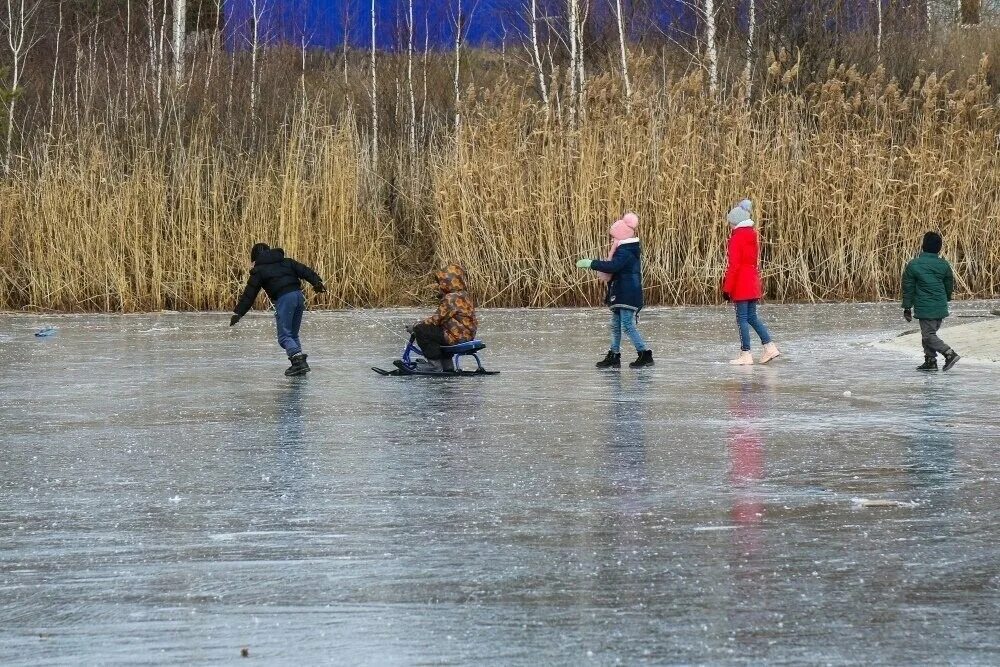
[0,27,998,311]
[433,57,1000,306]
[0,111,397,310]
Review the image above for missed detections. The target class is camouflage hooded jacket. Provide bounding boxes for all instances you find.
[423,264,478,345]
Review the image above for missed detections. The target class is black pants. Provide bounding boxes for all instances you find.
[413,323,448,360]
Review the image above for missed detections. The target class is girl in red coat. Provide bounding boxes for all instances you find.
[722,200,781,365]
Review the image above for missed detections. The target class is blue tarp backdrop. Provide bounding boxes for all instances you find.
[222,0,917,52]
[222,0,699,51]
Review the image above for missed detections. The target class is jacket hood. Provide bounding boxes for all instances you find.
[256,247,286,265]
[435,264,469,294]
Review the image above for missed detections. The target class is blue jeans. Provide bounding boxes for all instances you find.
[610,308,647,353]
[275,290,306,358]
[735,300,771,351]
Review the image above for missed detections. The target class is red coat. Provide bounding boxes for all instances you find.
[722,226,763,301]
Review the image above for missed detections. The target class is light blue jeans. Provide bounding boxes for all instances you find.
[735,300,771,352]
[610,308,647,354]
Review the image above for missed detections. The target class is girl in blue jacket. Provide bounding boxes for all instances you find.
[576,214,653,368]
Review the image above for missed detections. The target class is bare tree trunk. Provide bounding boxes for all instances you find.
[3,0,39,172]
[173,0,186,84]
[300,36,307,109]
[421,14,429,139]
[704,0,718,97]
[249,0,264,130]
[453,0,462,130]
[743,0,755,99]
[529,0,549,106]
[407,0,416,155]
[203,0,222,101]
[613,0,631,108]
[49,0,64,136]
[876,0,882,62]
[124,0,130,113]
[156,0,167,123]
[370,0,378,166]
[568,0,579,121]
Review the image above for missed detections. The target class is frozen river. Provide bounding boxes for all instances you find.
[1,304,998,665]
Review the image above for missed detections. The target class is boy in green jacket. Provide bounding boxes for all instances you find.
[902,232,960,372]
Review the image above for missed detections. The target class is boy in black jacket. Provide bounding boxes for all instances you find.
[231,243,326,376]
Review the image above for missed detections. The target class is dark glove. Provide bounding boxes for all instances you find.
[722,292,732,303]
[315,284,327,294]
[230,314,241,327]
[903,308,912,323]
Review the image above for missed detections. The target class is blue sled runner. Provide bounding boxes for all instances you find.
[372,335,499,377]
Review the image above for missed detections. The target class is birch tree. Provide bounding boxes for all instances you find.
[49,0,64,135]
[454,0,463,129]
[875,0,883,62]
[704,0,718,97]
[370,0,378,166]
[743,0,755,99]
[407,0,416,155]
[528,0,549,105]
[173,0,186,84]
[568,0,579,119]
[2,0,40,172]
[613,0,632,108]
[248,0,268,129]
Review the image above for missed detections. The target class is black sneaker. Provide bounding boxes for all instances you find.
[596,351,621,368]
[942,351,961,372]
[629,350,654,368]
[285,353,310,377]
[916,357,938,372]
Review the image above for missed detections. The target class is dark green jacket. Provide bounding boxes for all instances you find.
[902,252,954,320]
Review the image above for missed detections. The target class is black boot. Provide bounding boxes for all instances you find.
[916,356,938,372]
[596,351,621,368]
[629,350,654,368]
[942,351,961,372]
[285,353,310,377]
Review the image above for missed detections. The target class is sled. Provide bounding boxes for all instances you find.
[372,336,499,377]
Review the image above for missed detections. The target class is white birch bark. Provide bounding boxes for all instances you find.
[453,0,462,130]
[370,0,378,166]
[704,0,718,97]
[743,0,755,99]
[876,0,882,62]
[407,0,416,155]
[568,0,579,120]
[2,0,39,171]
[49,0,63,135]
[124,0,130,112]
[613,0,631,108]
[173,0,186,84]
[249,0,265,129]
[529,0,549,105]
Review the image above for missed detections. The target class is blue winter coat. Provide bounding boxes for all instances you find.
[589,240,644,311]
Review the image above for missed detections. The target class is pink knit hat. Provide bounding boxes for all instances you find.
[598,213,640,282]
[610,213,639,241]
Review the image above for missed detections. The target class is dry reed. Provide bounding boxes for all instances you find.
[0,32,998,311]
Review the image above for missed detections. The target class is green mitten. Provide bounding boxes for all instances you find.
[576,259,593,269]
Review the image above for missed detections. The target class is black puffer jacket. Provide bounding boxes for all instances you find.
[234,248,324,316]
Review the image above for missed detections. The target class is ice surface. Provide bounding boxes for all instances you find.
[1,304,999,665]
